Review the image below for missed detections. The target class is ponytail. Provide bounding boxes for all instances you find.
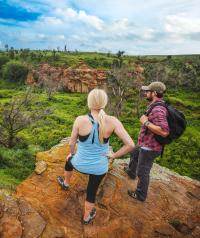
[87,89,108,143]
[97,109,106,144]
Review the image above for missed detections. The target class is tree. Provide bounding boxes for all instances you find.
[4,44,8,52]
[30,51,36,61]
[107,64,136,117]
[0,89,52,148]
[144,63,167,83]
[116,50,125,58]
[2,61,28,83]
[0,55,9,70]
[42,73,65,100]
[9,46,15,59]
[107,62,146,117]
[19,48,30,60]
[117,50,125,66]
[52,50,56,61]
[167,55,172,60]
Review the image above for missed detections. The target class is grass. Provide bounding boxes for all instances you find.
[0,169,21,189]
[0,88,88,188]
[0,81,200,189]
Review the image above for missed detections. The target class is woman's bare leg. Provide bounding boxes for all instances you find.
[84,201,95,220]
[64,171,73,185]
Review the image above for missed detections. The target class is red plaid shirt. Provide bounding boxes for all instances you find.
[138,99,169,152]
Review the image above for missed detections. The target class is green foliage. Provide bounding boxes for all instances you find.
[0,55,9,70]
[0,170,21,189]
[0,86,199,187]
[155,91,200,180]
[0,89,52,148]
[2,60,28,83]
[0,52,200,189]
[0,90,88,189]
[0,144,38,188]
[142,56,200,91]
[156,130,200,180]
[0,89,19,98]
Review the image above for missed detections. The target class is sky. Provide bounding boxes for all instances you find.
[0,0,200,55]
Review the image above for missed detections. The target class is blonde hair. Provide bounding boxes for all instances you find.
[87,89,108,143]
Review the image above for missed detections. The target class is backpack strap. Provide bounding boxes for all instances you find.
[144,101,168,158]
[160,145,165,158]
[145,101,167,116]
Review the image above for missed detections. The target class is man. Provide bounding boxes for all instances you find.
[125,82,169,202]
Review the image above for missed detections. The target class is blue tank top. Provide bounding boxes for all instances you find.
[71,115,109,175]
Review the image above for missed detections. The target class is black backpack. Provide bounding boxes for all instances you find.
[145,101,187,145]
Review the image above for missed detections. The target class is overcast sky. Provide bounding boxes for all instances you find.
[0,0,200,55]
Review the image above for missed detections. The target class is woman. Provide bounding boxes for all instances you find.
[57,89,134,224]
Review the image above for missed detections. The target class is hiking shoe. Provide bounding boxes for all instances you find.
[123,167,136,180]
[128,189,145,202]
[82,208,96,225]
[57,176,69,191]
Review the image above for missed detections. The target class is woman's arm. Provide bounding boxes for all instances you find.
[69,117,79,155]
[111,118,135,159]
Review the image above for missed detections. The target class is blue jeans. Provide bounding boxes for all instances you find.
[128,146,160,201]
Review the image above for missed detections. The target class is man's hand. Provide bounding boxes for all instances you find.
[140,115,148,125]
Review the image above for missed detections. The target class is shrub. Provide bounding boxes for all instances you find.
[0,145,36,180]
[2,60,28,83]
[0,55,9,70]
[0,89,52,148]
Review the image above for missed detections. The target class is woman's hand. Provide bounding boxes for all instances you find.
[107,153,115,160]
[107,153,115,164]
[66,153,73,161]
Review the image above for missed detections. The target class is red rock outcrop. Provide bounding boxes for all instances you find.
[27,63,107,93]
[0,139,200,237]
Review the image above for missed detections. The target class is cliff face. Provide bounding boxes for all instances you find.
[0,139,200,238]
[26,63,145,93]
[27,63,107,93]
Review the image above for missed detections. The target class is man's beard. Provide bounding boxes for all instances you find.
[146,97,153,102]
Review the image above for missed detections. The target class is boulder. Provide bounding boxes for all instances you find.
[0,139,199,237]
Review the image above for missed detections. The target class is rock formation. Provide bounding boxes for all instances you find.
[26,62,145,94]
[0,139,199,238]
[27,63,107,93]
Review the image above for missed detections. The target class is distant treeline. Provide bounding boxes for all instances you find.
[0,49,199,185]
[0,49,200,92]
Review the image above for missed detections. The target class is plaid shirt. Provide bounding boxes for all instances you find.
[138,99,169,152]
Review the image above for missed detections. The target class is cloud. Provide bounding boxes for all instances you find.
[38,16,64,26]
[140,28,156,40]
[188,32,200,41]
[164,14,200,34]
[78,10,104,30]
[54,7,104,30]
[0,40,3,49]
[0,1,41,21]
[7,0,70,12]
[107,18,131,33]
[1,1,200,54]
[58,35,65,40]
[0,18,21,27]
